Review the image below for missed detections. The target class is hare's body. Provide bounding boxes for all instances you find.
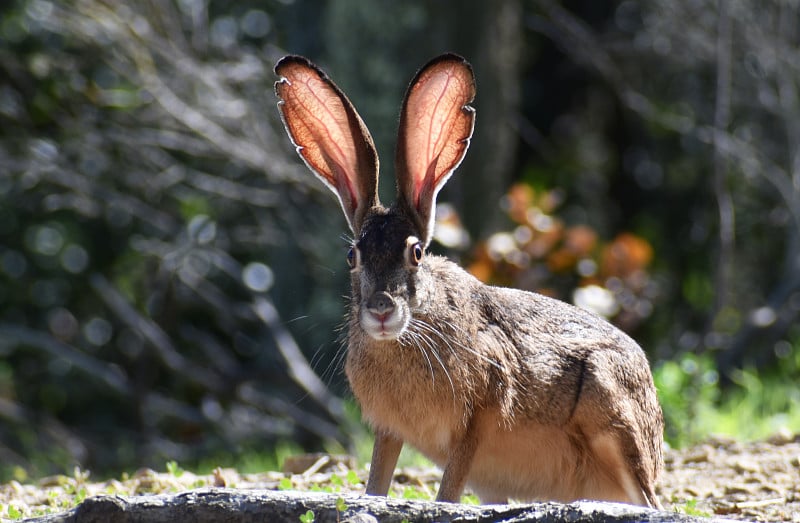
[346,250,662,505]
[275,53,663,507]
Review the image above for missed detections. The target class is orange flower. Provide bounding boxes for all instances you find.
[601,233,653,278]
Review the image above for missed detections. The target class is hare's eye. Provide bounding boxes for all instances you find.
[346,247,356,268]
[410,242,423,266]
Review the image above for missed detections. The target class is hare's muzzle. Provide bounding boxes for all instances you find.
[367,291,395,317]
[360,291,408,340]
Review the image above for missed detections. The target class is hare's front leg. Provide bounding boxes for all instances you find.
[366,430,403,496]
[435,413,483,502]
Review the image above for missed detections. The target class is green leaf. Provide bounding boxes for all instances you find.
[278,477,293,490]
[680,498,711,517]
[400,486,431,500]
[165,460,184,478]
[460,493,480,505]
[74,486,87,504]
[329,473,344,487]
[7,505,22,520]
[346,469,360,486]
[299,509,315,523]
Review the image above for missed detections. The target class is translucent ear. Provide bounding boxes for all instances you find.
[395,53,475,246]
[275,55,379,233]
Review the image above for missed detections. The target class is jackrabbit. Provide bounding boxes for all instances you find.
[274,53,663,508]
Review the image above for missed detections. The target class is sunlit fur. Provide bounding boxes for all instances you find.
[275,53,664,508]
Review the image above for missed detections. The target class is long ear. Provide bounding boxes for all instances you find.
[275,55,379,233]
[395,53,475,247]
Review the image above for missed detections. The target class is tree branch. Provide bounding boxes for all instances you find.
[709,0,735,332]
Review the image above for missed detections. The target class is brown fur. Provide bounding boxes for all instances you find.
[275,53,664,507]
[346,255,663,506]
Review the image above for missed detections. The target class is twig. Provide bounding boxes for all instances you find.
[734,497,786,509]
[252,297,345,421]
[238,384,345,443]
[301,455,331,479]
[0,324,131,395]
[90,273,225,392]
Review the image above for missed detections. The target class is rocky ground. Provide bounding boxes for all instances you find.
[1,433,798,521]
[657,432,799,522]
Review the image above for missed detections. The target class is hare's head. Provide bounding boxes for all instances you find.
[275,54,475,340]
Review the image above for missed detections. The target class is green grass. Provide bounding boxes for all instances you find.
[654,353,800,448]
[674,498,711,518]
[191,440,304,476]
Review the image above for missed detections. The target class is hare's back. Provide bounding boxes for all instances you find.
[477,284,659,419]
[481,284,639,351]
[424,257,646,362]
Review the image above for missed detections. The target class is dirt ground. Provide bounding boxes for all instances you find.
[657,432,800,522]
[1,433,798,521]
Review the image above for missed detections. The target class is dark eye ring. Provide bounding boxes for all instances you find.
[410,242,423,266]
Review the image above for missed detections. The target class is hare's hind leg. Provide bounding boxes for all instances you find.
[585,432,652,506]
[573,348,662,508]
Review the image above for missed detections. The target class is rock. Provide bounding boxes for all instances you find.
[723,484,754,496]
[23,489,738,523]
[765,428,795,445]
[732,458,759,474]
[682,445,714,463]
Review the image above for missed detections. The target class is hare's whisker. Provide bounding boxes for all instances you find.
[400,328,437,387]
[408,320,456,399]
[412,317,504,371]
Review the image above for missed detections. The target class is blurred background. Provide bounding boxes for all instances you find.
[1,0,799,481]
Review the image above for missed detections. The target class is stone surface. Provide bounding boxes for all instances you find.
[26,488,731,523]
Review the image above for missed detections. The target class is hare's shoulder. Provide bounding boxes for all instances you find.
[422,254,641,352]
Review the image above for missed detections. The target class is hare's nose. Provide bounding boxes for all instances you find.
[366,291,395,317]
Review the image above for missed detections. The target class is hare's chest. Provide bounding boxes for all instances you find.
[345,345,466,461]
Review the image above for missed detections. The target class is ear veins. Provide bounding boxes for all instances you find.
[409,70,463,206]
[407,66,474,207]
[274,55,380,233]
[278,74,359,213]
[420,160,439,209]
[394,54,476,246]
[421,72,464,205]
[320,151,358,218]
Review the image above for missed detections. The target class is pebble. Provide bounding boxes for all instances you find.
[724,484,754,495]
[682,445,713,463]
[766,428,795,445]
[683,486,701,497]
[733,458,760,474]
